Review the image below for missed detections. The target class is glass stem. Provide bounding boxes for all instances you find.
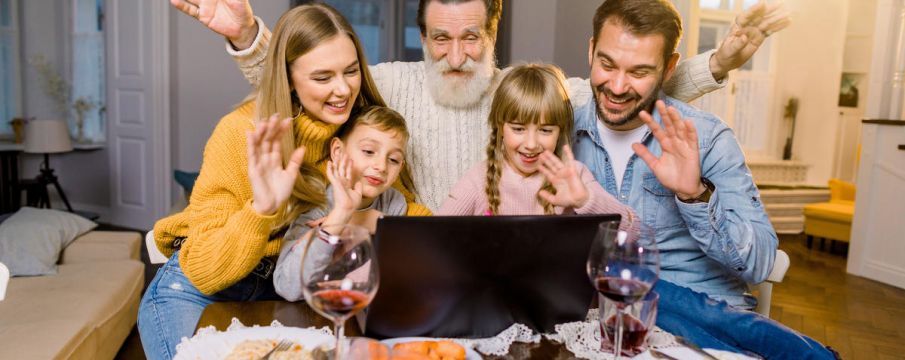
[334,320,345,360]
[614,306,625,360]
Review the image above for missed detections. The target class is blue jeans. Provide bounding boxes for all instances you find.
[655,280,838,360]
[137,252,282,360]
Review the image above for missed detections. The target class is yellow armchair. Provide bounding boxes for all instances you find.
[803,179,855,249]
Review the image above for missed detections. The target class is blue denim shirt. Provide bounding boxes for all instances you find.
[572,93,778,309]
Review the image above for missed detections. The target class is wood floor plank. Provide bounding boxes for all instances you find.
[773,235,905,360]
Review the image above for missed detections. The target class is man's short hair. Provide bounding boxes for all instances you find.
[416,0,503,40]
[592,0,683,64]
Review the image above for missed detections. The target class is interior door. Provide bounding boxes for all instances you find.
[105,0,170,229]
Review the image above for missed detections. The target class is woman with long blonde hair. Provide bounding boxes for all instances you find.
[138,4,425,359]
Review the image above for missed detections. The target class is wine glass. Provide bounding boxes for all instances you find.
[301,224,379,359]
[586,221,659,359]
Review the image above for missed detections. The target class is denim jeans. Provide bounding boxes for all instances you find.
[137,251,282,360]
[655,280,838,360]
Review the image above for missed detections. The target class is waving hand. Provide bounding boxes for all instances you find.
[246,114,305,215]
[632,101,706,201]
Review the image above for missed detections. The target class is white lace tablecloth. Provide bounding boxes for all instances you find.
[181,309,698,360]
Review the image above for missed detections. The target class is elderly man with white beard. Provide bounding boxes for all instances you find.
[171,0,788,211]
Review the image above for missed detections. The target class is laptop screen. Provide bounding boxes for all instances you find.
[366,214,621,338]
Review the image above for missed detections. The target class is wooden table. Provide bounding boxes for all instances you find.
[196,301,579,359]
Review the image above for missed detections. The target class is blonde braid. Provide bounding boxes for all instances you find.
[537,181,556,214]
[485,125,504,215]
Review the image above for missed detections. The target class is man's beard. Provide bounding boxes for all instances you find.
[593,78,662,128]
[423,44,496,108]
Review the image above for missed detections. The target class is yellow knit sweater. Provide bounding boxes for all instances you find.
[154,102,430,295]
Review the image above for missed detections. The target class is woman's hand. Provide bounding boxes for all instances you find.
[169,0,258,49]
[538,145,590,209]
[246,114,305,216]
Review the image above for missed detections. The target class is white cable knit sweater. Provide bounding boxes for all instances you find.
[228,18,724,210]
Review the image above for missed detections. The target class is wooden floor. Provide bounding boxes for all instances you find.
[115,233,905,359]
[772,234,905,360]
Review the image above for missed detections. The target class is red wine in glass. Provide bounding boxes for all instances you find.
[595,276,652,304]
[587,221,659,360]
[601,314,649,351]
[310,289,370,318]
[300,224,378,359]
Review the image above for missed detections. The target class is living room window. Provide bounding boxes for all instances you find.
[689,0,777,158]
[0,0,20,137]
[70,0,105,144]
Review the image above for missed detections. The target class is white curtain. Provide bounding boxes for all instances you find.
[0,0,18,135]
[70,0,105,143]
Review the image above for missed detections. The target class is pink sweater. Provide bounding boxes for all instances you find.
[438,161,638,227]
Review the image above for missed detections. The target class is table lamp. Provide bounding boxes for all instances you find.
[23,119,74,212]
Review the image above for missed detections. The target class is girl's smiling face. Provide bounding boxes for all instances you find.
[331,124,406,206]
[502,120,561,177]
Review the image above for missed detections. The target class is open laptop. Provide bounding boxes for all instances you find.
[365,214,620,339]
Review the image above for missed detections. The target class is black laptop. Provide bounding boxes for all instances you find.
[365,214,621,339]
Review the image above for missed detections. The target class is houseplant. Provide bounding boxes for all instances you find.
[29,55,99,143]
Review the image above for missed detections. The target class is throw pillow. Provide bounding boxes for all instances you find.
[174,170,200,199]
[0,207,97,276]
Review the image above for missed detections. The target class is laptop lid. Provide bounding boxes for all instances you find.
[365,214,620,339]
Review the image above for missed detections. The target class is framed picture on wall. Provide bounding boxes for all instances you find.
[838,73,862,108]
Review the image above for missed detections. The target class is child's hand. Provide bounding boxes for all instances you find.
[326,152,364,214]
[246,114,305,216]
[538,145,590,209]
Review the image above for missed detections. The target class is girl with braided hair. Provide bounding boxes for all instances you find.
[438,63,635,227]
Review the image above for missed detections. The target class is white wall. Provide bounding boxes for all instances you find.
[169,2,287,201]
[509,0,598,77]
[509,0,556,65]
[552,0,600,77]
[771,0,849,184]
[170,2,287,172]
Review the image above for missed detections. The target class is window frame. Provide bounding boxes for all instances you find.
[687,0,781,160]
[0,0,22,136]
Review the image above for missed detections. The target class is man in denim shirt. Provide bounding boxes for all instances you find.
[571,1,838,358]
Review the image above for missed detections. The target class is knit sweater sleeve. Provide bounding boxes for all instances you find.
[177,107,284,295]
[227,16,271,88]
[437,162,486,216]
[274,205,328,302]
[662,50,726,102]
[573,162,639,235]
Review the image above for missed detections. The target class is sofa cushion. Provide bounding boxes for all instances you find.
[0,207,97,276]
[175,170,200,199]
[60,231,142,264]
[0,319,94,360]
[803,202,854,223]
[0,259,144,360]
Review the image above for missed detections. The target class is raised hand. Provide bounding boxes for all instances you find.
[537,145,591,209]
[710,0,791,80]
[326,152,364,215]
[169,0,258,49]
[632,101,705,201]
[246,114,305,215]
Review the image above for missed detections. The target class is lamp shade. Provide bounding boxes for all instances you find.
[24,120,73,154]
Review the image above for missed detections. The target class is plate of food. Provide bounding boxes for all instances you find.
[174,326,333,360]
[381,337,482,360]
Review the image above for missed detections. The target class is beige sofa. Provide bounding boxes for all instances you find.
[0,231,144,360]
